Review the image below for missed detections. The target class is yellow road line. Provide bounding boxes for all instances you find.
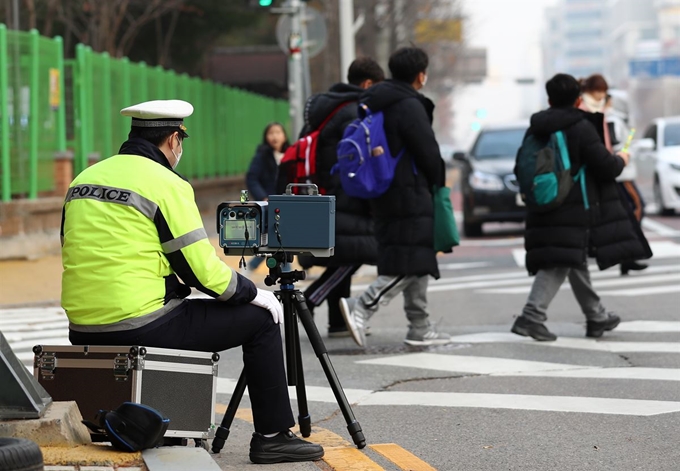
[370,443,437,471]
[216,406,436,470]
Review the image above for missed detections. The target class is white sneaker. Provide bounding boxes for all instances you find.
[339,298,367,348]
[404,325,452,346]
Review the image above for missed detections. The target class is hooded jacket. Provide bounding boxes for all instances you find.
[296,82,378,267]
[522,107,652,273]
[359,80,446,278]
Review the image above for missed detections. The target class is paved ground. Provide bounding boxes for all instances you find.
[2,176,680,470]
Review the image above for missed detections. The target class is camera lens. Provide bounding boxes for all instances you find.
[229,211,236,218]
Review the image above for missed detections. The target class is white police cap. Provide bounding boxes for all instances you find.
[120,99,194,129]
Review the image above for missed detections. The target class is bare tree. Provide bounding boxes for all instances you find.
[50,0,185,58]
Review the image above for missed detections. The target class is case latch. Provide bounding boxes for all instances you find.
[113,354,131,381]
[38,353,56,381]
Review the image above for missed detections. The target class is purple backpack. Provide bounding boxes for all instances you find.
[333,105,404,199]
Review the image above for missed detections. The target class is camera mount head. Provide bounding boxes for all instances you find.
[264,252,306,287]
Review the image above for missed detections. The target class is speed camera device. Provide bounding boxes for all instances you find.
[217,184,335,258]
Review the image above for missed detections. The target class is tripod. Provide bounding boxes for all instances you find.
[211,253,366,453]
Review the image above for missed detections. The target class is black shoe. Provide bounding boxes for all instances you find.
[511,316,557,341]
[249,430,324,464]
[586,313,621,338]
[620,261,648,276]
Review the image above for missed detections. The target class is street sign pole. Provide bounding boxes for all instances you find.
[288,0,304,137]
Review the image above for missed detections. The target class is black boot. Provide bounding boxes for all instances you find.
[586,313,621,338]
[511,316,557,341]
[620,261,648,276]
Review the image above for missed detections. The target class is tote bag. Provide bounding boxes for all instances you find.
[433,185,460,253]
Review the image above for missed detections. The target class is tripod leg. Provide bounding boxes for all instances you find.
[211,369,247,454]
[281,291,298,386]
[292,291,367,449]
[292,317,312,437]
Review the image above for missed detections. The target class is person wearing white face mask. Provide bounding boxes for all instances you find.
[61,99,324,464]
[579,75,648,276]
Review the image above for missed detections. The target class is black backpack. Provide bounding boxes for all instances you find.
[83,402,170,452]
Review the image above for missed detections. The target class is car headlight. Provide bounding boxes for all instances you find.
[469,171,504,191]
[670,163,680,171]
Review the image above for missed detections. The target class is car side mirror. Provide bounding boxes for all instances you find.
[635,138,656,151]
[453,152,467,162]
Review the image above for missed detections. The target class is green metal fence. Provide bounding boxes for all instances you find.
[0,26,290,201]
[0,26,66,201]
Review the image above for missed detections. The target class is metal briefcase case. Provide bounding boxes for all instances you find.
[33,345,219,441]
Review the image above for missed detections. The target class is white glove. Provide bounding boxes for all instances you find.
[250,289,283,324]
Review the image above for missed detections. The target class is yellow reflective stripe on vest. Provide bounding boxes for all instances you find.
[161,227,209,253]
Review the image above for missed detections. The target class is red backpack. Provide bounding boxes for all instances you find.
[279,103,350,194]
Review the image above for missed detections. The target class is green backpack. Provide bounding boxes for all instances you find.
[514,130,589,212]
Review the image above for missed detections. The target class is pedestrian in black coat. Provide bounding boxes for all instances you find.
[339,48,450,349]
[511,74,652,343]
[298,58,384,337]
[246,122,289,270]
[246,122,289,201]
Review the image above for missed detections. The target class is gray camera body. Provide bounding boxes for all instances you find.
[217,186,335,257]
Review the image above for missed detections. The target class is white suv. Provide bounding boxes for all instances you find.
[637,117,680,215]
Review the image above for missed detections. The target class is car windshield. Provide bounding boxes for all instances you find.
[472,128,526,159]
[664,123,680,147]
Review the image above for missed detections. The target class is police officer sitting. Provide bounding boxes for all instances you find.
[60,100,324,465]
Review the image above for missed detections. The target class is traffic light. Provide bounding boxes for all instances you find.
[247,0,275,7]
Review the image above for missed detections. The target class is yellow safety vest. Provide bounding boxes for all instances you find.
[61,153,238,332]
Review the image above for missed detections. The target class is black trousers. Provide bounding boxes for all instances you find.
[69,299,294,434]
[304,265,360,328]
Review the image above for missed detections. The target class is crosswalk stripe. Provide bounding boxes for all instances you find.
[616,321,680,332]
[598,285,680,296]
[358,391,680,416]
[216,376,680,416]
[479,273,680,295]
[2,329,69,342]
[358,353,584,375]
[358,353,680,382]
[0,321,68,332]
[0,316,68,327]
[446,332,680,353]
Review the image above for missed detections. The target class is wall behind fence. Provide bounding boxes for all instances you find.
[0,26,290,202]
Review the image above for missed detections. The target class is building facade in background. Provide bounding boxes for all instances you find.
[543,0,680,128]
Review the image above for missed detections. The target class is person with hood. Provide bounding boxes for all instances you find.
[294,57,385,337]
[339,47,450,348]
[511,74,652,342]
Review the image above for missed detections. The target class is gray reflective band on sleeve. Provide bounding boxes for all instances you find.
[161,227,208,253]
[217,269,239,301]
[66,184,158,220]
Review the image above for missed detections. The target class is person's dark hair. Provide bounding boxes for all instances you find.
[581,74,608,93]
[128,124,188,146]
[546,73,581,108]
[262,122,290,151]
[347,57,385,85]
[388,47,429,83]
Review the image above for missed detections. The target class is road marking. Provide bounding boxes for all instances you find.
[642,218,680,237]
[358,353,680,382]
[358,353,584,375]
[359,391,680,416]
[503,367,680,381]
[512,241,680,267]
[446,332,680,353]
[616,321,680,333]
[214,406,433,471]
[438,262,492,270]
[479,273,680,295]
[370,444,437,471]
[598,285,680,296]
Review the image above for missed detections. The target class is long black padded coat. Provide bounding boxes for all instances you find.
[294,82,379,267]
[521,106,652,274]
[359,80,446,279]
